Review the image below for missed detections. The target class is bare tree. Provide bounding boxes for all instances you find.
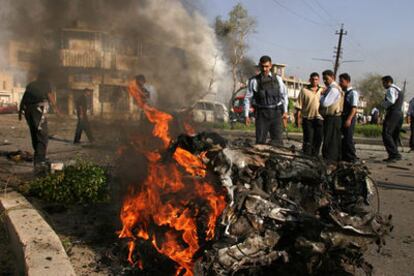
[215,3,256,107]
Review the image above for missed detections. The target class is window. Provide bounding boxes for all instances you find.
[3,81,6,90]
[204,102,214,111]
[195,102,205,110]
[233,98,243,107]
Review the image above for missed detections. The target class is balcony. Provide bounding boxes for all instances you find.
[59,49,111,69]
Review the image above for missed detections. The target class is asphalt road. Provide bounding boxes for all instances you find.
[0,114,413,276]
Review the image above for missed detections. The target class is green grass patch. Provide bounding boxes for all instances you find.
[355,124,382,138]
[25,159,108,204]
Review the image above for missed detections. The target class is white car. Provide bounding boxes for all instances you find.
[192,100,229,123]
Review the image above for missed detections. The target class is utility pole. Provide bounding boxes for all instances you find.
[313,24,362,72]
[333,24,347,78]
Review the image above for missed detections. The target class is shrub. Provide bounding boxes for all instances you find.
[28,159,108,204]
[355,124,382,138]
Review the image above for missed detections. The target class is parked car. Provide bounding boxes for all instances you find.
[192,100,229,123]
[0,103,18,114]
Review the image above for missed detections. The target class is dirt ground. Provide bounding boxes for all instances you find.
[0,114,413,276]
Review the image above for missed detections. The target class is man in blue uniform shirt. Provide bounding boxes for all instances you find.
[381,75,404,162]
[339,73,359,163]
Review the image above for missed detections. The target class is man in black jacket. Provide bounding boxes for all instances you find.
[19,72,59,173]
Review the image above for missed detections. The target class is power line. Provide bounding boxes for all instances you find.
[312,0,338,24]
[300,0,335,28]
[251,34,325,53]
[269,0,327,27]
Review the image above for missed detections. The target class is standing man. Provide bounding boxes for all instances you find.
[244,56,288,145]
[19,72,59,173]
[319,70,344,162]
[74,88,95,144]
[339,73,359,163]
[381,76,404,162]
[135,74,158,106]
[407,97,414,152]
[370,107,380,124]
[295,72,324,156]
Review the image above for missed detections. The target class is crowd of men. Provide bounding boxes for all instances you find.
[15,56,413,174]
[244,55,412,164]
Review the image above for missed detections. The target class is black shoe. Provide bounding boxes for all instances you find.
[383,156,401,163]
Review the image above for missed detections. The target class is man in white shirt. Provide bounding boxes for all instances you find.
[244,56,288,145]
[339,73,359,163]
[319,70,344,162]
[407,97,414,151]
[381,75,404,162]
[370,107,379,124]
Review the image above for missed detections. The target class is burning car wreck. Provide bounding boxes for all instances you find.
[117,81,392,276]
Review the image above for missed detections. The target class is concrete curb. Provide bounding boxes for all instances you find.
[0,190,76,276]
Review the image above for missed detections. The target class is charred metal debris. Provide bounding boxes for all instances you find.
[173,132,393,276]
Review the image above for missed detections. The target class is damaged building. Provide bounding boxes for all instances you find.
[0,21,171,119]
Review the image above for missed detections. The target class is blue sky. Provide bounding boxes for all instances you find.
[200,0,414,97]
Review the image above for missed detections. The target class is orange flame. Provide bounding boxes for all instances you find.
[127,81,173,147]
[119,81,226,275]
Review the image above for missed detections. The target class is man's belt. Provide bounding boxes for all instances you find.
[255,104,282,110]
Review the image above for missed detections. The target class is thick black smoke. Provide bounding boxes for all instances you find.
[0,0,229,108]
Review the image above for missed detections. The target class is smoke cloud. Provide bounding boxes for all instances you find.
[0,0,230,108]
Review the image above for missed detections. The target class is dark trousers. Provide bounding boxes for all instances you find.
[25,105,48,164]
[322,116,342,162]
[382,111,403,158]
[74,116,94,143]
[302,118,323,156]
[255,108,283,146]
[410,116,414,149]
[342,116,357,162]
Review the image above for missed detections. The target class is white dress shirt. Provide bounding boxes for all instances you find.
[320,82,341,107]
[243,72,288,117]
[383,84,401,109]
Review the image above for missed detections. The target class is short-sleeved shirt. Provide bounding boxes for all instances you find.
[295,85,324,120]
[344,87,359,107]
[22,80,51,105]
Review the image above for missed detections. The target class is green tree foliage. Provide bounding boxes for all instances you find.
[215,3,256,95]
[356,73,384,113]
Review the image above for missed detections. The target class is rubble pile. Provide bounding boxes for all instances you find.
[173,133,392,275]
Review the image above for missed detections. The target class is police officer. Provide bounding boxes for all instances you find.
[339,73,359,163]
[19,72,59,173]
[244,56,288,145]
[74,88,95,144]
[320,70,344,162]
[381,75,404,162]
[370,107,380,125]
